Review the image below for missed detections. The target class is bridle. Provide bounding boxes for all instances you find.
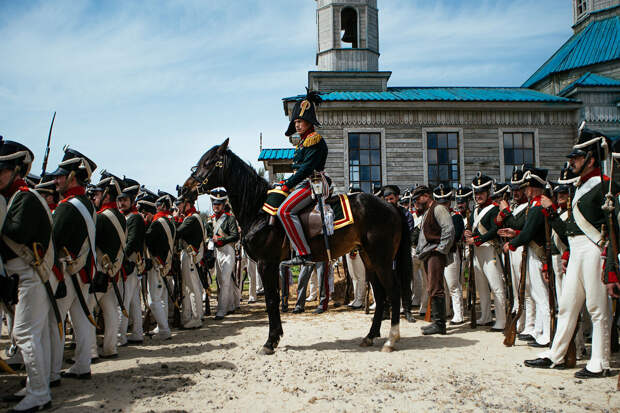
[189,159,224,187]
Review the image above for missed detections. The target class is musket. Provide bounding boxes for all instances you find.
[41,111,56,176]
[500,192,514,329]
[504,205,530,346]
[466,208,477,329]
[544,212,557,343]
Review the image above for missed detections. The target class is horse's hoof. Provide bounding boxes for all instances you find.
[359,337,373,347]
[381,345,394,353]
[258,346,275,355]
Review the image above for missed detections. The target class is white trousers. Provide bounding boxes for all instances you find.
[53,273,96,377]
[527,250,550,345]
[215,244,236,317]
[99,282,121,357]
[180,250,204,325]
[540,235,610,372]
[444,250,464,323]
[473,244,506,329]
[246,257,258,301]
[552,253,564,301]
[119,272,143,344]
[147,268,171,337]
[346,253,366,307]
[7,257,53,410]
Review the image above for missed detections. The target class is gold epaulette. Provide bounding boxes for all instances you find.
[302,132,322,147]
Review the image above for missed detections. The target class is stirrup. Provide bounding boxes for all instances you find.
[281,255,313,267]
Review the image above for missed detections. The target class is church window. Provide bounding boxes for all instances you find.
[341,7,358,49]
[349,133,381,193]
[427,132,460,189]
[576,0,587,16]
[503,132,535,179]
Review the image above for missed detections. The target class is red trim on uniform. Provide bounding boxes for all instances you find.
[279,186,312,255]
[98,201,117,213]
[48,202,57,211]
[1,178,26,198]
[508,243,517,251]
[473,236,482,247]
[152,210,171,221]
[542,263,548,272]
[561,250,570,261]
[608,272,619,283]
[185,207,197,217]
[60,186,86,202]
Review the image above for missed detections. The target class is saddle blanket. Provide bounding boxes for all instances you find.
[262,190,354,231]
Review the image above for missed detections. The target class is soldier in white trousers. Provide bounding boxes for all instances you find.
[526,127,613,378]
[346,250,366,308]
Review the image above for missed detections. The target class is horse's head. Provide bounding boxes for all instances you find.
[183,138,230,194]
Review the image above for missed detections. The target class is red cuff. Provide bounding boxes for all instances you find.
[541,208,550,217]
[561,250,570,261]
[515,230,521,236]
[215,240,224,247]
[473,236,482,247]
[549,203,558,212]
[508,243,517,251]
[542,263,548,272]
[608,272,619,283]
[281,185,289,193]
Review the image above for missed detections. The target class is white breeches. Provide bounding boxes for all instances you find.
[181,250,204,324]
[444,251,464,323]
[147,268,170,336]
[346,254,366,307]
[473,244,506,329]
[215,244,236,317]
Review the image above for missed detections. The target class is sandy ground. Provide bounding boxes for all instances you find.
[1,300,619,413]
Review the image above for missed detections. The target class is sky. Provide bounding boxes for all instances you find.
[0,0,573,201]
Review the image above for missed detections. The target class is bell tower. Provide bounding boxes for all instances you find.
[311,0,390,93]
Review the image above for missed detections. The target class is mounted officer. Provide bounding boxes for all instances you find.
[277,90,328,266]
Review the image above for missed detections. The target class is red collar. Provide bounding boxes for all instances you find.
[300,127,315,140]
[123,206,139,216]
[478,199,492,209]
[60,186,86,203]
[153,211,171,221]
[579,168,608,185]
[48,202,57,211]
[211,211,228,219]
[185,206,197,217]
[98,202,118,213]
[1,178,26,198]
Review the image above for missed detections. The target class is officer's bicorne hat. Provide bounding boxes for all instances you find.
[522,167,548,189]
[48,146,97,184]
[285,89,322,137]
[156,190,175,210]
[382,184,400,197]
[433,184,452,203]
[209,187,228,205]
[454,184,472,203]
[25,173,41,188]
[554,162,578,194]
[567,122,609,163]
[471,172,493,194]
[97,170,123,199]
[348,184,362,194]
[35,174,58,199]
[492,182,510,199]
[0,137,34,177]
[118,177,140,200]
[136,187,158,214]
[510,165,526,189]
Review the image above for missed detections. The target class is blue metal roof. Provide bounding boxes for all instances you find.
[283,87,577,103]
[522,15,620,88]
[559,72,620,95]
[258,148,295,161]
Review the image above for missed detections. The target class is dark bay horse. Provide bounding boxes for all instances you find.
[183,139,410,354]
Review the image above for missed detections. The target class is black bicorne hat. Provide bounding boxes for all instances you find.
[0,137,34,177]
[510,165,526,189]
[285,89,322,137]
[48,146,97,183]
[523,167,548,189]
[433,184,453,202]
[118,177,140,199]
[455,184,472,202]
[471,172,493,193]
[35,173,57,197]
[25,173,41,188]
[156,190,175,209]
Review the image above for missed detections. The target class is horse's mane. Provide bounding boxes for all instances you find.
[224,149,270,229]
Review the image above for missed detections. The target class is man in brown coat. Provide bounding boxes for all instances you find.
[412,185,455,335]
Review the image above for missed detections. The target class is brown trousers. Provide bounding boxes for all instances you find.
[423,252,446,299]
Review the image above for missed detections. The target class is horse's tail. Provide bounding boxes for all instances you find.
[395,206,413,291]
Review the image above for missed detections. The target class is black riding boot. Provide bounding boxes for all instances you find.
[422,296,446,335]
[281,296,288,313]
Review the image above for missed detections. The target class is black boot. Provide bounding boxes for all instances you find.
[423,296,446,335]
[281,297,288,313]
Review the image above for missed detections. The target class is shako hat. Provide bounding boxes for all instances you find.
[492,182,510,199]
[567,122,609,162]
[136,186,158,214]
[433,184,452,202]
[118,177,140,199]
[98,170,123,199]
[156,190,175,210]
[510,165,526,189]
[49,146,97,184]
[285,89,322,137]
[209,187,228,205]
[471,172,493,193]
[455,184,472,202]
[0,137,34,177]
[522,167,548,189]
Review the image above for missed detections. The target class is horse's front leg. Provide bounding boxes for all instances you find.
[258,261,283,355]
[382,268,401,353]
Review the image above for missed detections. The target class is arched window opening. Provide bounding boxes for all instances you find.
[341,7,358,49]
